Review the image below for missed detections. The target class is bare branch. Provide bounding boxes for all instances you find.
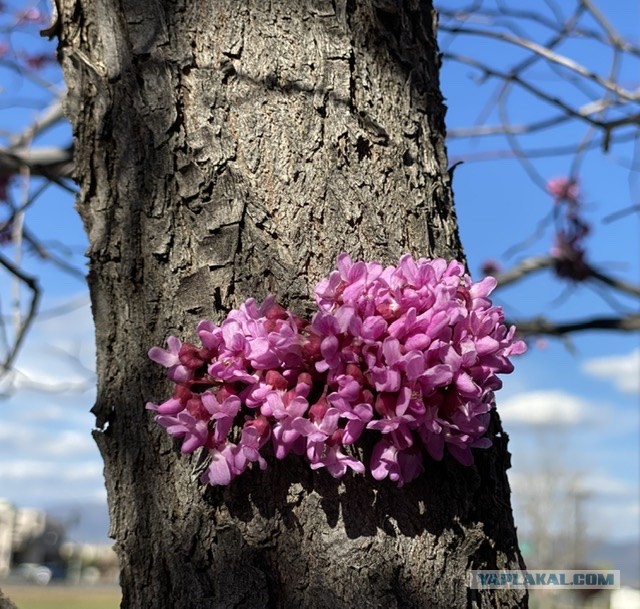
[493,256,555,288]
[0,58,60,92]
[510,314,640,336]
[22,225,86,280]
[589,268,640,298]
[603,204,640,223]
[441,25,640,102]
[0,251,41,374]
[447,110,639,140]
[447,113,573,138]
[9,97,66,149]
[497,83,548,190]
[443,53,605,129]
[579,0,625,49]
[0,145,73,180]
[448,129,638,162]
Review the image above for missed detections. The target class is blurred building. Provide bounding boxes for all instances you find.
[0,499,57,574]
[11,506,47,558]
[0,499,15,576]
[0,498,117,584]
[61,541,119,584]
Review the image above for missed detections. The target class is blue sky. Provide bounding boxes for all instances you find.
[438,0,640,547]
[0,0,638,550]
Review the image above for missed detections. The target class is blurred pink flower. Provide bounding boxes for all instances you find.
[546,176,580,204]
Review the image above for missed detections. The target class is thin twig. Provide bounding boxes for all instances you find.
[443,53,606,129]
[589,268,640,298]
[493,256,555,288]
[0,251,41,373]
[441,25,640,101]
[22,226,86,280]
[9,96,66,149]
[510,314,640,336]
[448,129,638,162]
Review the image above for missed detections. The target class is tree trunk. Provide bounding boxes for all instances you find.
[0,589,17,609]
[58,1,527,607]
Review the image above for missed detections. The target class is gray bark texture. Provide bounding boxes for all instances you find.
[57,0,527,607]
[0,589,17,609]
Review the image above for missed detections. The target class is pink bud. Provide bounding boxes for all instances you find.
[265,370,288,390]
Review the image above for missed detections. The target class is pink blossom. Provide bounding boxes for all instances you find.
[23,52,56,70]
[309,440,366,478]
[480,259,502,276]
[550,231,591,281]
[147,253,526,487]
[154,411,209,454]
[0,218,14,245]
[370,439,424,487]
[16,7,44,23]
[546,176,579,204]
[235,417,271,471]
[201,443,241,486]
[148,337,193,383]
[202,393,241,444]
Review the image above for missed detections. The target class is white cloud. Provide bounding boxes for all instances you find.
[16,403,81,423]
[9,388,96,426]
[0,294,102,508]
[8,367,92,393]
[512,470,638,500]
[0,460,103,480]
[90,487,108,503]
[0,459,105,506]
[582,348,640,394]
[34,295,94,342]
[499,390,597,426]
[596,500,640,541]
[0,296,96,395]
[0,423,96,457]
[63,462,104,480]
[43,430,96,456]
[580,474,639,498]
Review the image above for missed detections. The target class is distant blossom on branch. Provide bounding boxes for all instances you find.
[0,174,11,202]
[546,176,592,281]
[480,259,502,276]
[550,232,591,281]
[15,7,45,24]
[546,176,580,205]
[147,253,526,488]
[22,52,57,70]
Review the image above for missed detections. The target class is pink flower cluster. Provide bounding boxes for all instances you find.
[147,254,526,487]
[546,176,591,281]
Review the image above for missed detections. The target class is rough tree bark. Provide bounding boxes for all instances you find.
[57,1,527,607]
[0,589,17,609]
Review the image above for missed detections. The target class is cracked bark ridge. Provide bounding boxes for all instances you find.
[58,0,527,607]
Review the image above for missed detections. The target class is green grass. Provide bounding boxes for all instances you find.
[2,585,121,609]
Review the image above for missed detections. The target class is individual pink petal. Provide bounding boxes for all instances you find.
[203,449,233,485]
[405,351,425,380]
